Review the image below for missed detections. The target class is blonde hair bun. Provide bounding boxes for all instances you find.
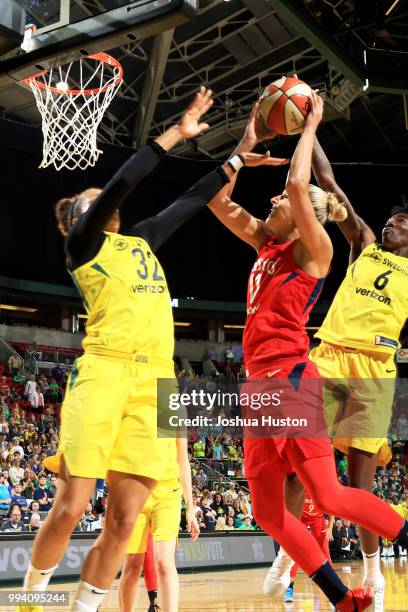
[327,192,347,222]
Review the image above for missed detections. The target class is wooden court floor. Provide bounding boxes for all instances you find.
[1,559,407,611]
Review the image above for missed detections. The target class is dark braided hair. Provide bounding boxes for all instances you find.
[54,195,79,236]
[54,188,102,236]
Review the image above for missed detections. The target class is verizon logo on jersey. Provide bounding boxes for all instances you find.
[355,286,391,305]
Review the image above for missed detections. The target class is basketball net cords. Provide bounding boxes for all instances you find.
[28,58,122,171]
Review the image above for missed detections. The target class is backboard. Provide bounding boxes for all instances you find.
[0,0,198,81]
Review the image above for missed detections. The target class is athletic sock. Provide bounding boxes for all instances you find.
[148,589,158,603]
[362,549,382,583]
[395,520,408,548]
[311,561,348,606]
[23,562,58,591]
[71,580,109,612]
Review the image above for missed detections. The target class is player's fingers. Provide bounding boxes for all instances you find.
[268,157,289,165]
[198,122,210,132]
[201,98,214,114]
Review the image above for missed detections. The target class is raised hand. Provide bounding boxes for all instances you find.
[178,86,214,138]
[304,89,324,131]
[239,151,289,167]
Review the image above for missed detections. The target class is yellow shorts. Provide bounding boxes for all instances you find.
[57,351,176,480]
[310,342,396,466]
[126,478,182,554]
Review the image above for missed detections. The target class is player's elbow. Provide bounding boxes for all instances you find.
[286,176,308,194]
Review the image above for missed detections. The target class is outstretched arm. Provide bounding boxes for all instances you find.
[207,152,289,251]
[129,152,287,251]
[66,88,214,265]
[177,437,200,541]
[312,138,376,263]
[286,92,332,277]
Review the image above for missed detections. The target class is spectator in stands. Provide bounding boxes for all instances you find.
[224,516,235,530]
[2,471,11,493]
[201,496,217,531]
[227,481,238,500]
[11,484,28,512]
[34,472,54,511]
[238,516,255,531]
[225,346,234,365]
[11,436,24,459]
[237,490,252,517]
[9,454,24,486]
[8,354,20,378]
[29,500,40,514]
[25,512,41,533]
[46,379,60,404]
[232,499,245,523]
[0,376,10,399]
[21,468,35,500]
[195,510,206,531]
[215,516,226,530]
[193,438,205,459]
[24,375,43,410]
[223,493,234,511]
[62,358,72,383]
[339,519,359,559]
[0,504,24,532]
[197,468,207,489]
[212,438,223,461]
[237,364,246,384]
[211,493,227,517]
[51,363,64,384]
[81,502,97,531]
[48,475,58,498]
[0,473,11,517]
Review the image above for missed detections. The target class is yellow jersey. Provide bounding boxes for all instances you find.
[158,438,180,481]
[71,231,174,359]
[317,243,408,354]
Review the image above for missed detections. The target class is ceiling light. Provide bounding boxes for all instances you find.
[175,322,191,327]
[0,304,38,313]
[224,324,244,329]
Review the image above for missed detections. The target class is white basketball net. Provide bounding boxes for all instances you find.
[24,53,123,171]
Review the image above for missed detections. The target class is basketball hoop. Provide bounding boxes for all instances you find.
[21,52,123,171]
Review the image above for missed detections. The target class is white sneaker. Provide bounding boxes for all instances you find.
[399,546,407,557]
[263,548,294,596]
[363,575,385,612]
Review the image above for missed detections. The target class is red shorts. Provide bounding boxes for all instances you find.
[243,358,332,478]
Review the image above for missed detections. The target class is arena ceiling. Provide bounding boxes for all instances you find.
[0,0,407,163]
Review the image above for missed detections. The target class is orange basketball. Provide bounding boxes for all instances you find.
[257,76,312,136]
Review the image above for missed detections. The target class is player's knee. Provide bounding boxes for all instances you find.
[51,502,83,530]
[123,555,143,577]
[155,556,174,578]
[106,514,136,542]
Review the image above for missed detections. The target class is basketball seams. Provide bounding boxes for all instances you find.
[259,77,311,135]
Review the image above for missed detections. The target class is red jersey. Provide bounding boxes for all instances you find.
[243,237,325,373]
[302,495,324,521]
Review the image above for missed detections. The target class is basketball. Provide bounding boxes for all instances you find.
[257,76,312,136]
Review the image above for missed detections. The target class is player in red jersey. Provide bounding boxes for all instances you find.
[280,494,332,603]
[208,91,408,612]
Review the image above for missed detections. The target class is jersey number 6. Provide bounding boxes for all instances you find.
[373,270,392,291]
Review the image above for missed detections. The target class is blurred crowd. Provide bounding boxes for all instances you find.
[0,354,407,544]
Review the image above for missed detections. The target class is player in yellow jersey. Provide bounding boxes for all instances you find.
[15,88,228,612]
[266,137,408,611]
[119,436,199,612]
[17,88,284,612]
